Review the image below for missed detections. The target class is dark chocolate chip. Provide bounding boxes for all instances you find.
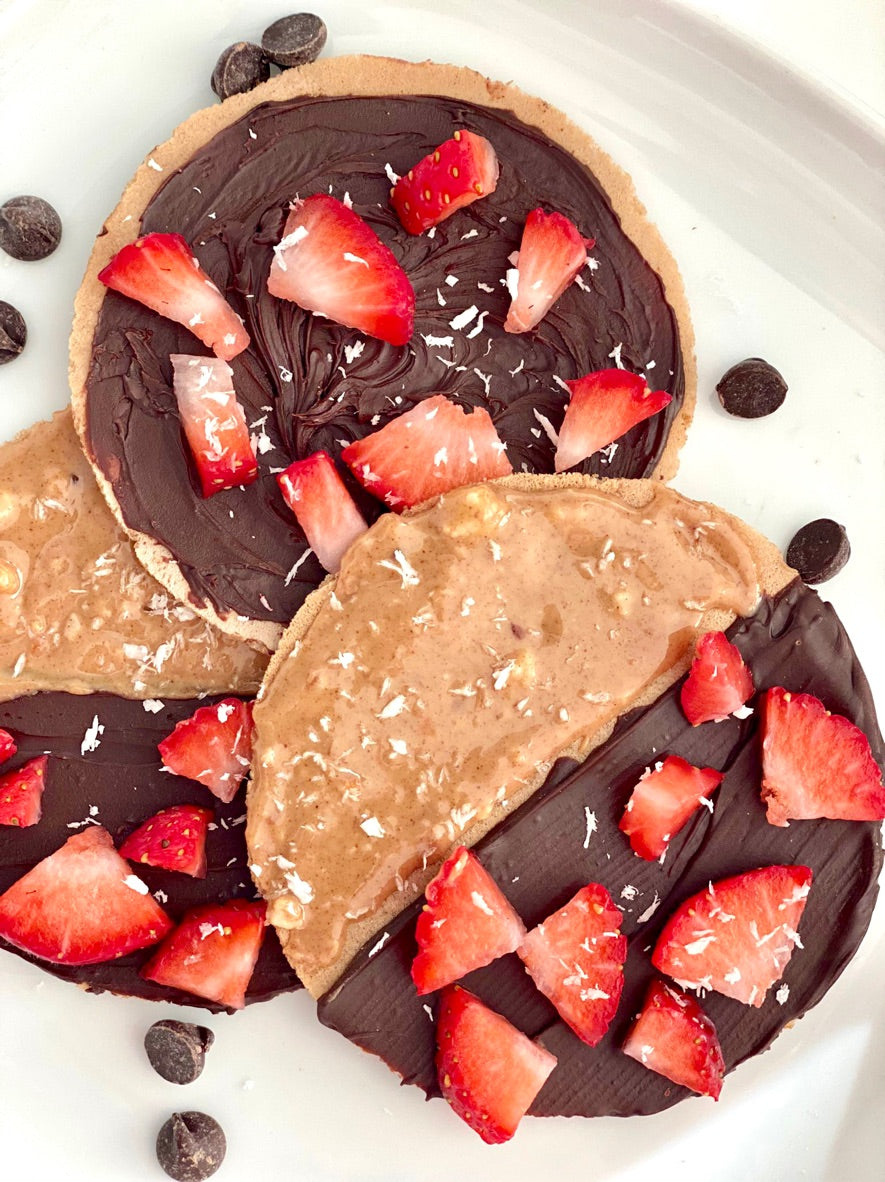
[786,518,850,584]
[0,301,27,365]
[261,13,327,68]
[156,1112,226,1182]
[211,41,270,101]
[0,196,62,261]
[145,1020,215,1085]
[716,357,787,418]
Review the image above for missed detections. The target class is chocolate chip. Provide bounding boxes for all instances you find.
[156,1112,226,1182]
[0,196,62,261]
[211,42,270,101]
[0,301,27,365]
[786,518,850,584]
[145,1020,215,1085]
[261,13,327,68]
[715,357,787,419]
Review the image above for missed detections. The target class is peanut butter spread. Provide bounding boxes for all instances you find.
[0,411,268,702]
[248,479,760,990]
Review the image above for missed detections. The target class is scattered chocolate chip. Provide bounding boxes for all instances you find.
[786,518,850,584]
[261,12,327,68]
[145,1020,215,1085]
[211,41,270,101]
[156,1112,226,1182]
[715,357,787,419]
[0,301,27,365]
[0,196,62,261]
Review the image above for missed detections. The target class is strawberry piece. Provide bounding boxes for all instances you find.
[652,864,813,1007]
[267,194,415,346]
[277,451,368,574]
[119,804,213,878]
[158,698,253,804]
[623,978,726,1099]
[170,354,258,497]
[98,232,249,360]
[554,369,672,471]
[411,846,526,995]
[341,394,512,511]
[390,130,500,234]
[517,883,627,1047]
[0,755,49,828]
[761,687,885,826]
[0,827,172,964]
[436,986,557,1144]
[0,727,17,765]
[680,630,755,726]
[503,208,594,334]
[141,899,266,1009]
[619,755,723,861]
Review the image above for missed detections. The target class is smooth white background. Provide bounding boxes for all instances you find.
[0,2,883,1180]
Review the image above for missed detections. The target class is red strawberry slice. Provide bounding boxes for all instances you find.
[119,804,213,878]
[619,755,723,861]
[436,985,557,1144]
[652,864,813,1007]
[517,882,627,1047]
[98,232,249,360]
[341,394,512,511]
[0,827,172,964]
[623,978,726,1099]
[503,208,594,334]
[411,846,526,995]
[140,898,266,1009]
[0,727,17,765]
[170,354,258,497]
[267,194,415,346]
[554,369,672,471]
[158,698,254,804]
[680,630,755,726]
[277,451,368,574]
[761,687,885,826]
[390,130,500,234]
[0,755,49,828]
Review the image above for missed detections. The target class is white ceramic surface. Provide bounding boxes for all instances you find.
[0,2,883,1180]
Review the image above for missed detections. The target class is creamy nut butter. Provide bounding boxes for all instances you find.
[0,411,267,701]
[248,479,759,989]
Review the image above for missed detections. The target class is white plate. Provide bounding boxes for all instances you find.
[0,2,883,1180]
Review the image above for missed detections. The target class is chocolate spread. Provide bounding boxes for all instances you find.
[85,94,686,625]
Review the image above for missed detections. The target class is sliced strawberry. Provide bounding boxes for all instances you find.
[411,846,526,995]
[0,827,172,964]
[170,354,258,497]
[267,194,415,345]
[119,804,213,878]
[652,864,813,1007]
[0,755,49,828]
[503,208,594,334]
[436,985,557,1144]
[619,755,723,861]
[140,898,266,1009]
[0,727,17,765]
[517,882,627,1047]
[390,130,499,234]
[341,394,512,511]
[277,451,368,574]
[623,978,726,1099]
[761,687,885,826]
[680,630,755,726]
[158,698,253,804]
[554,369,672,471]
[98,232,249,360]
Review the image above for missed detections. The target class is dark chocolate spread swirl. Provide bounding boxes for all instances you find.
[317,581,884,1118]
[85,94,685,624]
